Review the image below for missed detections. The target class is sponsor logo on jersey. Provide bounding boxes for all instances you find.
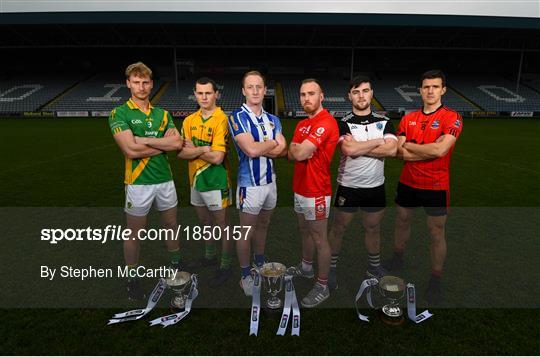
[376,122,383,130]
[299,125,311,135]
[409,121,417,126]
[145,131,158,137]
[131,119,143,124]
[350,124,358,130]
[431,120,440,129]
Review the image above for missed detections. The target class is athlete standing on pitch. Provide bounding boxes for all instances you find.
[177,77,233,287]
[228,71,287,296]
[384,69,463,304]
[327,75,398,290]
[109,62,183,300]
[288,79,339,308]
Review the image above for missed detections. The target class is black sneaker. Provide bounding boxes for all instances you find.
[186,256,218,270]
[126,279,146,301]
[208,268,232,288]
[425,278,443,305]
[382,254,404,271]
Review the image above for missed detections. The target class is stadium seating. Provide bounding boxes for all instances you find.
[281,78,351,115]
[46,73,162,113]
[373,75,477,112]
[451,75,540,112]
[0,75,83,113]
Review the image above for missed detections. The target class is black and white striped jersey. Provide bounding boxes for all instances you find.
[337,112,397,188]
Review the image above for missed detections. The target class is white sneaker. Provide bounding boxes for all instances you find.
[301,282,330,308]
[239,275,254,297]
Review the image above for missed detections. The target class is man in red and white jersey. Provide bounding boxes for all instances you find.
[287,78,339,308]
[384,69,463,304]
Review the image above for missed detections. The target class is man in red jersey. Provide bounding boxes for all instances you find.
[384,70,463,304]
[287,78,339,308]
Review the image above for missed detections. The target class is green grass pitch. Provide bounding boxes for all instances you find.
[0,117,539,355]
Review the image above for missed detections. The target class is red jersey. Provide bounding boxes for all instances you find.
[292,109,339,197]
[397,105,463,190]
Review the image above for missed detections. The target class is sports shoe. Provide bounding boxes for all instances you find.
[425,278,443,305]
[366,265,387,279]
[328,267,338,290]
[382,254,404,271]
[286,263,315,279]
[186,256,218,270]
[126,279,146,301]
[208,268,232,288]
[301,282,330,308]
[239,275,254,297]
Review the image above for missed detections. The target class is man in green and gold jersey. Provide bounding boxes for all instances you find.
[178,77,233,287]
[109,62,183,300]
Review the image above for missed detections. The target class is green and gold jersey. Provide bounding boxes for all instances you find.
[109,98,175,185]
[181,107,231,192]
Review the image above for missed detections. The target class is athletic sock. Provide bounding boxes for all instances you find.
[301,258,313,272]
[330,253,340,269]
[241,266,251,278]
[316,277,328,287]
[169,249,181,266]
[205,244,217,260]
[220,251,232,269]
[431,269,442,280]
[393,249,404,261]
[368,252,381,268]
[127,264,138,282]
[254,254,265,267]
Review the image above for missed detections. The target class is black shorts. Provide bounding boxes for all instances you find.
[395,182,449,216]
[334,184,386,213]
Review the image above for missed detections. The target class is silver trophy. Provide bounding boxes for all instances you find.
[378,275,406,325]
[165,271,193,312]
[260,262,286,309]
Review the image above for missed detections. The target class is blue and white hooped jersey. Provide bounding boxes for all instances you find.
[228,104,283,187]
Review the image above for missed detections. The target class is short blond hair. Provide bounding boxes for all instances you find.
[242,70,265,87]
[125,62,153,79]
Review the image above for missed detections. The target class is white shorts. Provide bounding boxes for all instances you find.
[237,181,277,215]
[125,181,178,217]
[190,187,232,211]
[294,193,331,221]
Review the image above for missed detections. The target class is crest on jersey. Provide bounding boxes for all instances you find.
[316,203,325,213]
[145,117,154,128]
[269,121,275,129]
[431,120,440,129]
[315,127,325,136]
[376,122,383,130]
[454,119,462,128]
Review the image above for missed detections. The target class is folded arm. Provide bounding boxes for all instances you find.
[113,130,163,159]
[135,128,183,152]
[402,135,456,160]
[234,132,279,158]
[366,136,398,158]
[288,139,317,162]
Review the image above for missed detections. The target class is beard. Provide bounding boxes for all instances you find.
[353,101,370,112]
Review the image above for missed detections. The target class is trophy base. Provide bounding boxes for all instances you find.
[379,310,405,326]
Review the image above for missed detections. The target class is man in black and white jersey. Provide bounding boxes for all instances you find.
[327,75,398,290]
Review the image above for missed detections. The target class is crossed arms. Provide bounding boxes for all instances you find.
[113,128,183,159]
[396,134,456,161]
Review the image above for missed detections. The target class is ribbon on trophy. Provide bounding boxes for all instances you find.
[354,278,378,322]
[277,275,301,336]
[406,283,433,324]
[249,271,262,336]
[108,278,167,325]
[148,274,199,327]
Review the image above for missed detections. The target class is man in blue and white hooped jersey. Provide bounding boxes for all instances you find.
[228,70,288,296]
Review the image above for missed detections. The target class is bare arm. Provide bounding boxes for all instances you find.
[288,139,317,162]
[113,130,163,159]
[265,133,288,158]
[199,151,226,165]
[403,135,456,160]
[134,128,183,152]
[366,136,398,158]
[177,139,211,160]
[340,135,385,157]
[234,132,279,158]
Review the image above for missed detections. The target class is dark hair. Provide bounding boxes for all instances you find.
[242,70,266,87]
[349,75,371,91]
[420,70,446,87]
[301,78,324,93]
[195,77,218,92]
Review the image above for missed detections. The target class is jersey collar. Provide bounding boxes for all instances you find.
[242,103,266,117]
[127,98,154,115]
[422,104,444,116]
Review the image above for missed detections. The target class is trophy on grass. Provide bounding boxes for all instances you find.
[165,271,194,312]
[260,262,286,310]
[377,275,406,325]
